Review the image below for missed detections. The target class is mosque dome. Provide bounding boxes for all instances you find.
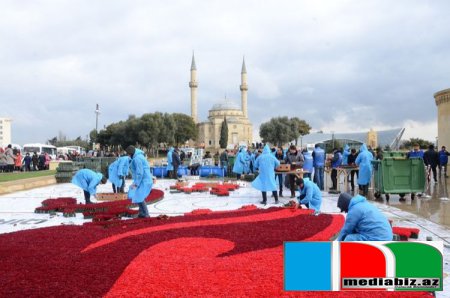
[211,100,241,111]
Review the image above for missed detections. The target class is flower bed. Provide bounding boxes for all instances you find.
[0,207,432,297]
[34,189,164,221]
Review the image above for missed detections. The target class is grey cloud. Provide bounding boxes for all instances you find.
[0,0,449,144]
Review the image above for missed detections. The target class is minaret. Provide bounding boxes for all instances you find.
[240,57,248,118]
[189,53,198,123]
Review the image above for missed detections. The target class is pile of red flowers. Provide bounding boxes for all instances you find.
[34,189,164,222]
[392,226,420,240]
[169,182,239,196]
[0,207,432,297]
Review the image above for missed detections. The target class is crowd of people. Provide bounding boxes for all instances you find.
[0,144,52,172]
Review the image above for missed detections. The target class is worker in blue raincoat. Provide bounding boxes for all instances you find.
[312,144,325,191]
[337,193,393,241]
[126,146,154,218]
[108,155,131,193]
[72,169,107,204]
[252,145,280,205]
[166,147,174,178]
[302,150,313,179]
[232,148,247,179]
[355,143,373,196]
[244,149,253,174]
[296,177,322,214]
[342,144,350,166]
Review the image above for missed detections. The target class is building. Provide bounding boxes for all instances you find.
[190,54,253,149]
[299,128,405,152]
[434,88,450,149]
[0,117,12,148]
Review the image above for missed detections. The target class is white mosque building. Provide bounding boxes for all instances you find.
[189,54,253,149]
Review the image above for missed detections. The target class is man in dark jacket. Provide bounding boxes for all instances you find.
[284,145,304,198]
[220,150,229,169]
[171,148,181,179]
[274,147,285,197]
[330,148,343,192]
[347,148,359,192]
[439,146,449,178]
[32,152,39,171]
[423,144,439,182]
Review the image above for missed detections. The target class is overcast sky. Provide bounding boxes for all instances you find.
[1,0,449,145]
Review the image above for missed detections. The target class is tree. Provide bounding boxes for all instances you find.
[259,117,293,147]
[259,116,312,147]
[172,113,198,146]
[89,129,98,143]
[48,137,57,146]
[290,117,312,145]
[93,112,195,151]
[401,138,434,150]
[219,117,228,149]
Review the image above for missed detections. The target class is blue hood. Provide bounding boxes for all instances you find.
[133,148,145,158]
[344,144,349,151]
[262,144,271,154]
[360,143,368,152]
[349,195,366,209]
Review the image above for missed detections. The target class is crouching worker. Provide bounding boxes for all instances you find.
[296,177,322,215]
[126,146,154,218]
[252,144,280,205]
[72,169,107,204]
[337,193,392,241]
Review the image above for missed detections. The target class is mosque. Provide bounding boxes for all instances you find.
[189,54,253,149]
[435,88,450,149]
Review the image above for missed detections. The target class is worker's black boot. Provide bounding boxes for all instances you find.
[273,191,279,204]
[260,192,267,205]
[279,190,283,198]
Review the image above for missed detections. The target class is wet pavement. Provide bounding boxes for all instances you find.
[368,175,450,228]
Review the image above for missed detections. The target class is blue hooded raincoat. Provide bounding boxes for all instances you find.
[338,195,393,241]
[298,177,322,212]
[72,169,103,196]
[166,147,174,171]
[342,144,350,165]
[108,156,131,188]
[232,148,247,175]
[302,151,313,173]
[252,145,280,192]
[128,149,153,203]
[355,144,373,185]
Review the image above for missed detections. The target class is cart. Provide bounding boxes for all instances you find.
[372,155,425,201]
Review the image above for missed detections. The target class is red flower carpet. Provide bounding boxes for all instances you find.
[0,201,432,297]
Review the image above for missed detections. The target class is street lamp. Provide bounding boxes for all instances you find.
[94,104,100,150]
[95,103,100,133]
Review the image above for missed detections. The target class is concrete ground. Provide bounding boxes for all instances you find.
[0,178,448,296]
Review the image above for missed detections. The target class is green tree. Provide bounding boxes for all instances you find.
[172,113,198,146]
[291,117,312,145]
[219,117,228,149]
[48,137,57,146]
[401,138,434,149]
[259,116,312,147]
[259,117,293,146]
[93,112,194,152]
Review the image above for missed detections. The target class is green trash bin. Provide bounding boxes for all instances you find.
[372,158,426,201]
